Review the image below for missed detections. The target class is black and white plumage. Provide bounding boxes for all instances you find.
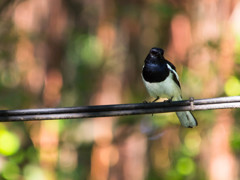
[142,47,198,128]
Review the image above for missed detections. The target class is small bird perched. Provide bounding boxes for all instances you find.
[142,47,198,128]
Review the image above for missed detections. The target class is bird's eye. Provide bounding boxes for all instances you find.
[151,51,158,56]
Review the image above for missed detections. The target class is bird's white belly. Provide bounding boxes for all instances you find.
[142,73,181,100]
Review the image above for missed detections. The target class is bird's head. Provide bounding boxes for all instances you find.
[149,47,164,58]
[144,47,165,64]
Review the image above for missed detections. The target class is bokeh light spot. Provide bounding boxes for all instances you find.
[80,36,103,66]
[2,161,20,180]
[184,130,201,156]
[224,76,240,96]
[176,157,195,175]
[0,129,20,156]
[68,34,103,67]
[23,164,46,180]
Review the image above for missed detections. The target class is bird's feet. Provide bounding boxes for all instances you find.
[152,96,159,103]
[143,96,159,116]
[164,97,173,103]
[143,96,159,104]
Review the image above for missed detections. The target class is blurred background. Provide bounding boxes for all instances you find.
[0,0,240,179]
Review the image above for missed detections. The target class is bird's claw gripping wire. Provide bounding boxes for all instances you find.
[143,96,159,104]
[164,96,173,103]
[152,96,159,103]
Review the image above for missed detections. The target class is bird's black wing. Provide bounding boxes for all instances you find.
[164,59,176,71]
[164,60,181,89]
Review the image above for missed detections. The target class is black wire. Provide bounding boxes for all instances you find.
[1,96,240,115]
[0,96,240,122]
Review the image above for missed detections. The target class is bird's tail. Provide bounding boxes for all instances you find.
[173,96,198,128]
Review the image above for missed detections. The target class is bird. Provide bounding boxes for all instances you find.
[141,47,198,128]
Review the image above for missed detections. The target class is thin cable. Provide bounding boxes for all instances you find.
[1,96,240,116]
[0,96,239,122]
